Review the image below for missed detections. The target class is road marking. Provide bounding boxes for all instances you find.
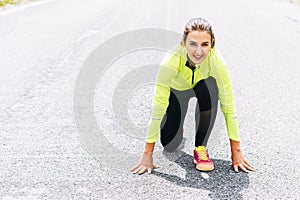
[201,172,209,179]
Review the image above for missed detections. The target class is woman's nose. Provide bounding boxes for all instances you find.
[195,46,203,54]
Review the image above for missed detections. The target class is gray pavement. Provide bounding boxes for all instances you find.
[0,0,300,199]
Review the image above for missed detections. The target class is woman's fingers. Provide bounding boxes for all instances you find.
[244,160,255,170]
[244,162,255,171]
[131,164,159,175]
[232,160,255,173]
[238,163,249,173]
[132,165,144,174]
[153,164,160,169]
[138,166,147,175]
[233,165,239,173]
[130,164,140,172]
[147,164,160,174]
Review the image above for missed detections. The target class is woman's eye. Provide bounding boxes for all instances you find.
[202,43,209,46]
[190,43,197,46]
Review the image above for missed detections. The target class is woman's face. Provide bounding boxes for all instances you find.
[184,30,212,65]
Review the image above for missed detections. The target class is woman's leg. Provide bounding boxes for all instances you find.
[160,89,190,152]
[195,107,218,146]
[194,77,219,146]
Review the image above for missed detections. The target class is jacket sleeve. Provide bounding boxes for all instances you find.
[145,51,179,143]
[210,48,240,141]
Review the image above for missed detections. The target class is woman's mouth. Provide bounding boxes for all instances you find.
[193,54,203,61]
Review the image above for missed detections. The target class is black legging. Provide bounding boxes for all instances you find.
[160,77,219,152]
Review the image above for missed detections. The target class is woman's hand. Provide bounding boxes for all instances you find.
[130,152,159,175]
[230,139,255,173]
[231,150,255,173]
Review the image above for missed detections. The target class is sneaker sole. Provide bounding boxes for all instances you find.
[194,159,214,172]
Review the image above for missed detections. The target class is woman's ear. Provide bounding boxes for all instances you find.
[180,37,185,46]
[211,38,215,48]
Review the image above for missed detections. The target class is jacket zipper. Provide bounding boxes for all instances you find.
[191,69,195,85]
[185,60,197,85]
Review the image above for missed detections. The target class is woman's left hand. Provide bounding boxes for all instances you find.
[231,150,255,173]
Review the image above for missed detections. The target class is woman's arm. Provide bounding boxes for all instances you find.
[146,60,179,143]
[209,48,240,141]
[131,47,182,175]
[144,142,155,153]
[210,48,255,172]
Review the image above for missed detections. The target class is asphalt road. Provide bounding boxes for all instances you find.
[0,0,299,199]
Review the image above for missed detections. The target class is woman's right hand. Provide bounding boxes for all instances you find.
[130,152,159,175]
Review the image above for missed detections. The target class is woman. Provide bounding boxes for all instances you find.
[131,17,255,174]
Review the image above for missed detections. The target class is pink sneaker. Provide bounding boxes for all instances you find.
[194,146,214,171]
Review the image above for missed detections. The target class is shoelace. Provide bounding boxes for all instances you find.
[195,146,208,160]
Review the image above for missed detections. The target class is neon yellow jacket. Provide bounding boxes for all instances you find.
[146,45,240,143]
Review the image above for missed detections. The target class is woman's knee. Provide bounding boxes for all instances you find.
[160,128,183,152]
[205,77,218,107]
[194,77,219,110]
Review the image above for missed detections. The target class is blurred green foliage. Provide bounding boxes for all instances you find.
[0,0,21,7]
[289,0,300,5]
